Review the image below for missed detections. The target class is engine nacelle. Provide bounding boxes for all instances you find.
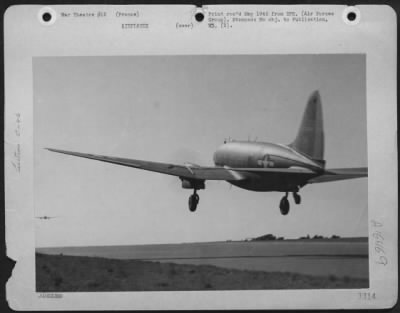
[180,178,205,190]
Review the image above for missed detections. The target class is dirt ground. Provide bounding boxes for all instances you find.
[36,253,368,291]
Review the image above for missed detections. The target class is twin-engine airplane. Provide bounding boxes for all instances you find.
[47,91,367,215]
[35,216,57,220]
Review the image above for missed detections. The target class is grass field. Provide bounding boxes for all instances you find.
[36,253,368,291]
[37,238,369,279]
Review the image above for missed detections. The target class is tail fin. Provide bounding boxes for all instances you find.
[289,90,325,166]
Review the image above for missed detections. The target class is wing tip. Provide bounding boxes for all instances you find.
[45,147,64,154]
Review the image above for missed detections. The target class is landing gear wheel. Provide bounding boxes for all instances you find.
[188,193,199,212]
[293,192,301,205]
[279,196,290,215]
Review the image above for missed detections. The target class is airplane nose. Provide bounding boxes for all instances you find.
[213,145,225,166]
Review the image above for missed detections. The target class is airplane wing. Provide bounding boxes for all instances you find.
[46,148,246,181]
[308,167,368,184]
[46,148,319,182]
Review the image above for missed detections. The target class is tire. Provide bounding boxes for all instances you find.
[279,197,289,215]
[189,195,197,212]
[294,193,301,205]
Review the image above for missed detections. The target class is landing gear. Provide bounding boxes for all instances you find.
[188,190,199,212]
[279,190,302,215]
[293,192,301,205]
[279,193,290,215]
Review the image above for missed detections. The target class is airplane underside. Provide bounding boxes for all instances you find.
[230,178,305,215]
[185,175,311,216]
[228,177,307,192]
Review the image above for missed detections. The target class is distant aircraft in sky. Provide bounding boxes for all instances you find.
[47,91,367,215]
[35,216,57,220]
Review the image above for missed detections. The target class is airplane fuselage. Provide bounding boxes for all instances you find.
[213,141,323,192]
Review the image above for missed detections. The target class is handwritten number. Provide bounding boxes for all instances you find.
[376,255,388,266]
[371,220,383,227]
[371,220,388,266]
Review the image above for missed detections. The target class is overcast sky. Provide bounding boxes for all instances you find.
[34,55,367,247]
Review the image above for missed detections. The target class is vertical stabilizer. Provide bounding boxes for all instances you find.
[289,90,325,164]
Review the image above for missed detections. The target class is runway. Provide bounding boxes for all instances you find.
[37,238,368,279]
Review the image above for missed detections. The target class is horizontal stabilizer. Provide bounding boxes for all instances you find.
[309,167,368,184]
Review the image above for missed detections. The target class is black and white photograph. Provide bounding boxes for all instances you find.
[34,54,368,291]
[4,4,397,310]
